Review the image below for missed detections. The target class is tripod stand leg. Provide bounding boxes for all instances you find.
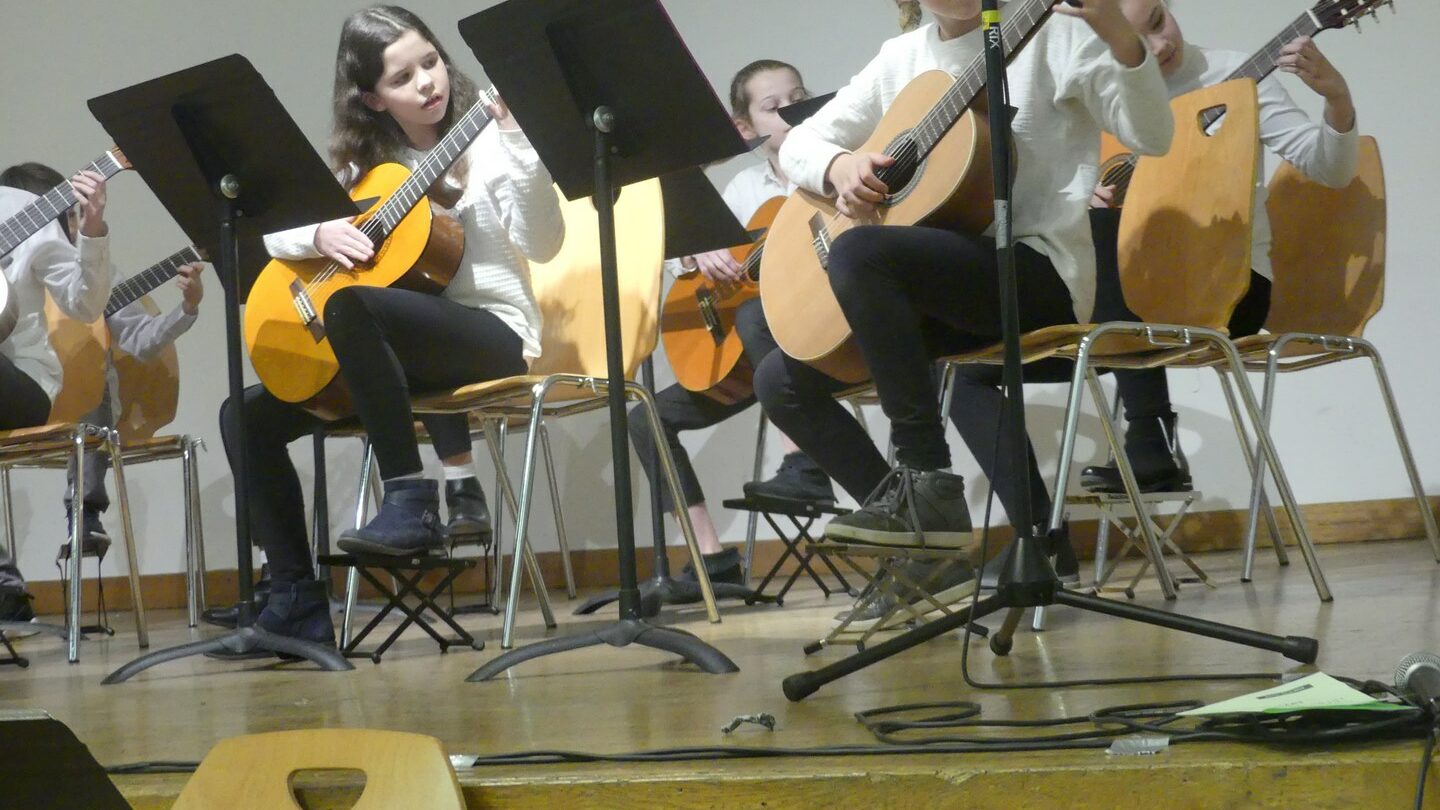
[990,607,1026,656]
[468,618,738,682]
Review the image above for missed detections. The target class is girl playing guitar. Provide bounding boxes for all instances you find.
[221,5,562,651]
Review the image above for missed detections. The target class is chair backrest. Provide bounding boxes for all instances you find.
[171,729,465,810]
[1118,79,1260,330]
[42,293,108,423]
[527,178,665,379]
[1262,135,1385,337]
[113,295,181,441]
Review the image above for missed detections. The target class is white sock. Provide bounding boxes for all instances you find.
[384,471,423,483]
[443,462,476,481]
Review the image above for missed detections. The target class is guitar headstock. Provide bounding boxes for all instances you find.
[1313,0,1395,31]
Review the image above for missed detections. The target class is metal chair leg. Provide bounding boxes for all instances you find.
[106,429,148,649]
[539,422,577,598]
[743,411,769,582]
[494,388,562,649]
[0,466,13,565]
[1221,337,1331,601]
[1085,370,1177,598]
[628,381,720,623]
[182,438,198,628]
[66,430,86,663]
[188,439,209,613]
[1213,367,1288,579]
[1362,342,1440,562]
[341,441,377,649]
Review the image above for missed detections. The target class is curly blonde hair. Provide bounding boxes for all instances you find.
[897,0,923,32]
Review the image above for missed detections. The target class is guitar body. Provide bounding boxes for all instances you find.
[44,293,110,423]
[114,296,180,441]
[660,196,783,403]
[760,71,995,382]
[1097,131,1137,208]
[243,163,465,417]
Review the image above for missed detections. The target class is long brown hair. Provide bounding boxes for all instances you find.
[897,0,923,32]
[327,6,480,183]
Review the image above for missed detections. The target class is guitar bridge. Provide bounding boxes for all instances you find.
[290,280,326,343]
[696,289,725,345]
[808,213,831,271]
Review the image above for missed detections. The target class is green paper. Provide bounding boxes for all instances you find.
[1179,673,1410,716]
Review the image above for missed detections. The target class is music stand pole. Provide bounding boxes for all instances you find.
[461,0,749,680]
[89,55,357,682]
[779,1,1318,701]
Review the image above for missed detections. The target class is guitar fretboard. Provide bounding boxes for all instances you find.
[0,151,127,259]
[1202,11,1323,128]
[105,246,204,317]
[905,0,1056,160]
[359,89,499,245]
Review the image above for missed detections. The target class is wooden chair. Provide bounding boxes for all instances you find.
[172,728,464,810]
[0,297,147,662]
[1226,137,1440,574]
[411,177,724,650]
[937,81,1331,606]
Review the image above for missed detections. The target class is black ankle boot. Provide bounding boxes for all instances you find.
[444,477,493,544]
[257,580,336,656]
[338,478,443,557]
[743,452,836,504]
[1080,414,1192,493]
[679,547,745,587]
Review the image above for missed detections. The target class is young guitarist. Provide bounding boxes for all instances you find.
[758,0,1173,607]
[0,165,113,621]
[2,163,205,561]
[1076,0,1360,493]
[628,59,836,588]
[221,5,562,649]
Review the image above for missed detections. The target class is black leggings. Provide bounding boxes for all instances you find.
[220,289,526,582]
[754,225,1077,500]
[628,297,781,513]
[0,354,51,430]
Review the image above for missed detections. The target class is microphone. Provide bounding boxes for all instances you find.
[1394,651,1440,714]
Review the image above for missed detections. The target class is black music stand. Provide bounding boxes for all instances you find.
[574,167,767,618]
[777,92,837,127]
[89,55,357,682]
[460,0,748,681]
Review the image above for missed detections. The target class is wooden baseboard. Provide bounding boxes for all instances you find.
[24,494,1439,616]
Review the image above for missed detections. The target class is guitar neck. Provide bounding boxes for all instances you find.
[105,246,204,317]
[0,150,128,259]
[363,92,497,243]
[1202,11,1324,127]
[908,0,1057,159]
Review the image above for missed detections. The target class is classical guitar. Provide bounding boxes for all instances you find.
[106,245,205,317]
[243,90,499,417]
[1098,0,1393,208]
[660,196,783,403]
[758,0,1059,382]
[0,148,131,344]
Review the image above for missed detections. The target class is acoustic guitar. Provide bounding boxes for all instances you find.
[659,196,782,403]
[758,0,1060,382]
[0,148,131,344]
[1098,0,1393,208]
[243,90,500,417]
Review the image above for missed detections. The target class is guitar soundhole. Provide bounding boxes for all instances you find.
[877,132,922,203]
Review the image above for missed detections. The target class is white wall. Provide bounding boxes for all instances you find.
[1,0,1435,582]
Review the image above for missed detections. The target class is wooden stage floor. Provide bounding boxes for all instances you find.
[1,539,1437,807]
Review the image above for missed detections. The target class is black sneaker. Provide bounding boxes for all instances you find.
[743,452,836,504]
[338,478,444,557]
[0,590,35,623]
[1081,414,1192,493]
[832,559,976,631]
[823,467,973,550]
[444,477,493,545]
[679,547,745,587]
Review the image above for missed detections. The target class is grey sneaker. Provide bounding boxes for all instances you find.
[823,467,974,550]
[832,559,976,631]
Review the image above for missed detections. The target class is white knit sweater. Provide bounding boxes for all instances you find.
[264,124,564,362]
[780,14,1173,321]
